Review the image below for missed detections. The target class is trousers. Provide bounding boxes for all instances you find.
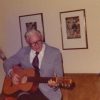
[17,89,48,100]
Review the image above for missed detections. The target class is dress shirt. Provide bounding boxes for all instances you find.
[30,44,45,69]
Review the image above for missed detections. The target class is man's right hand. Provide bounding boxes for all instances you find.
[11,73,20,85]
[9,65,22,85]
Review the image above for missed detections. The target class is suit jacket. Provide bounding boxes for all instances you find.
[4,43,63,100]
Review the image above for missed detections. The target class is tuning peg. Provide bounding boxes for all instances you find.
[67,81,75,90]
[63,78,75,90]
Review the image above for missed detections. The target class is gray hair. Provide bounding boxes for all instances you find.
[24,29,41,38]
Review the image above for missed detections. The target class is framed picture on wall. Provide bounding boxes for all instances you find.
[19,13,45,47]
[60,9,88,50]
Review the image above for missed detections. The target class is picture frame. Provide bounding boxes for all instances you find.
[19,13,45,47]
[60,9,88,50]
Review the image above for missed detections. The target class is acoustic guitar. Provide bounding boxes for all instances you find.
[0,49,75,96]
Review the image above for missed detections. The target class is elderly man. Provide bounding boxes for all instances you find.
[3,29,63,100]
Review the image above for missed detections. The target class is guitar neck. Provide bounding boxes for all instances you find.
[27,77,54,83]
[27,76,75,90]
[0,49,7,61]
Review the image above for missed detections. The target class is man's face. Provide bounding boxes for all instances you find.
[26,33,43,52]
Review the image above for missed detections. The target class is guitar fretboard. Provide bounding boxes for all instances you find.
[27,77,55,83]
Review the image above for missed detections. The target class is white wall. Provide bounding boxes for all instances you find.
[0,0,100,92]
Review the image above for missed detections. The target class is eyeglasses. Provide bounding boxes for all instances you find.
[29,40,42,46]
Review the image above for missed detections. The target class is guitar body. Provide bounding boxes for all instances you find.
[3,68,39,95]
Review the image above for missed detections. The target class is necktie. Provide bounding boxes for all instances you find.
[32,52,39,71]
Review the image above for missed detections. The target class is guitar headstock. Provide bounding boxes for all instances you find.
[57,77,75,90]
[0,48,6,61]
